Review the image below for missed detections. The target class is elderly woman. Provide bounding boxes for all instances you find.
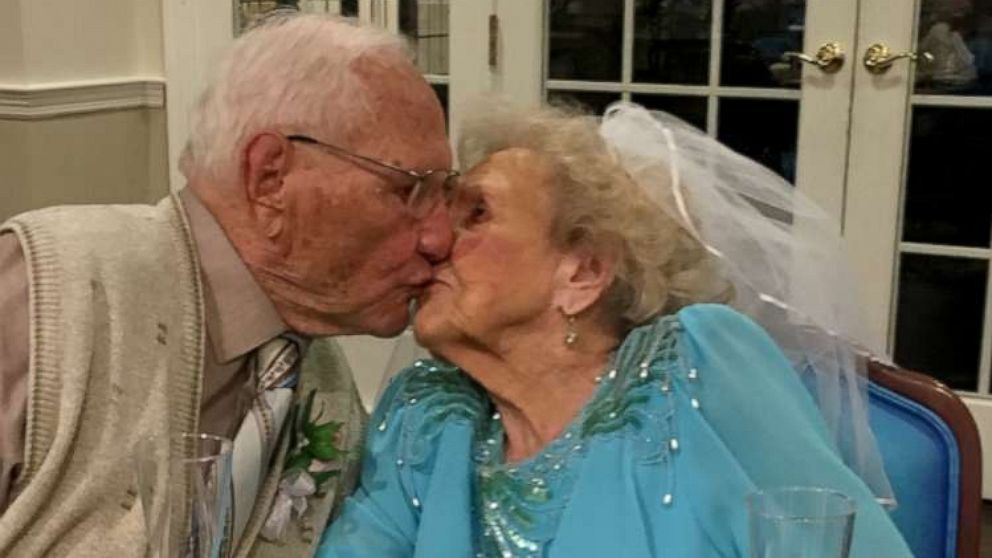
[317,104,911,557]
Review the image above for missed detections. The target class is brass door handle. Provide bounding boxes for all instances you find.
[782,42,845,73]
[863,43,933,74]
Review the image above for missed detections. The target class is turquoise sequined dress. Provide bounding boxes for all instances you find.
[317,304,912,557]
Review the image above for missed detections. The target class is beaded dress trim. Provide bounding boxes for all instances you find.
[375,315,701,558]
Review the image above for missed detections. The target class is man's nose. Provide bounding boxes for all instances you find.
[417,202,454,263]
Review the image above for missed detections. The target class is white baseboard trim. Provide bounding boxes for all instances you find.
[0,78,165,120]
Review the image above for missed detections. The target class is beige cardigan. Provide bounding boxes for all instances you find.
[0,196,365,557]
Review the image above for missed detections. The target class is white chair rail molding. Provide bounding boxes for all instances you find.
[0,79,165,120]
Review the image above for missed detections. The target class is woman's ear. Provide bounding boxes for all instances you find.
[552,245,617,316]
[242,132,292,242]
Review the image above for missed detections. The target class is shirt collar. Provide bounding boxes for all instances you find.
[179,188,288,363]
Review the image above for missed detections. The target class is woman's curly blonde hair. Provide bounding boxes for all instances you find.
[458,101,731,331]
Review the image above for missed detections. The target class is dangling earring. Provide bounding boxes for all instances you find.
[564,313,578,347]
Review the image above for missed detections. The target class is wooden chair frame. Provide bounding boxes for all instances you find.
[868,360,983,557]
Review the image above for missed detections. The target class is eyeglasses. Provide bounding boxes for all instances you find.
[287,134,459,219]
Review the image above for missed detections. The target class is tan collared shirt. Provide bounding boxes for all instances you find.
[0,189,287,511]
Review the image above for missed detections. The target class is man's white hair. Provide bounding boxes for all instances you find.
[181,14,409,182]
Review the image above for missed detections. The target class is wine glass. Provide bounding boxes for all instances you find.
[747,486,856,558]
[135,433,233,558]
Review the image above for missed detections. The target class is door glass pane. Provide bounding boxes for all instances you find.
[903,106,992,247]
[548,0,624,81]
[547,90,622,115]
[340,0,358,16]
[399,0,450,75]
[721,0,806,88]
[915,0,992,95]
[543,1,804,197]
[300,0,357,15]
[238,1,354,35]
[630,94,708,130]
[717,98,799,182]
[894,254,988,391]
[633,0,712,85]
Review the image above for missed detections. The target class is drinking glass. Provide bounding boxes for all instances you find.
[747,486,856,558]
[135,433,234,558]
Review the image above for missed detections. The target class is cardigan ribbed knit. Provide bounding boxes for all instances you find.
[0,195,366,557]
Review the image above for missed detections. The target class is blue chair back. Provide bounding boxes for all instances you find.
[867,362,982,557]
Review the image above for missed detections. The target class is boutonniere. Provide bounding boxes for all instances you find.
[261,390,347,542]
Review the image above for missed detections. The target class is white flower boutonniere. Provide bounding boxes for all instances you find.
[261,390,347,542]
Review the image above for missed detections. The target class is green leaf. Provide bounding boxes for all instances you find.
[310,420,342,441]
[303,419,343,460]
[284,452,312,473]
[311,470,341,487]
[308,436,343,461]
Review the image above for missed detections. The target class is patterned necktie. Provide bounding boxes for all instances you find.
[230,335,301,547]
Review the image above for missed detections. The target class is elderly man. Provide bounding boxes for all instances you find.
[0,15,452,558]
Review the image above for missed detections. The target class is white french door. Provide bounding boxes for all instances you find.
[846,0,992,497]
[533,0,858,220]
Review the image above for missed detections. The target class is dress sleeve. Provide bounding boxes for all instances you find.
[315,371,419,558]
[677,304,912,557]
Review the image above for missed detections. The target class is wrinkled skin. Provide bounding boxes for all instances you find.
[193,51,452,337]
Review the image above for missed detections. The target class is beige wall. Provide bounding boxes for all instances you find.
[14,0,163,84]
[0,109,168,221]
[0,0,168,221]
[0,0,25,82]
[132,0,165,77]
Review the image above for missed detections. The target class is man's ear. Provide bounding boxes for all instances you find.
[242,132,292,240]
[552,245,617,317]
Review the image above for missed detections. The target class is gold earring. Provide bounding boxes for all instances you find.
[564,314,578,346]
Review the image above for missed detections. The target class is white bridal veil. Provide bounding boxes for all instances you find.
[599,102,894,504]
